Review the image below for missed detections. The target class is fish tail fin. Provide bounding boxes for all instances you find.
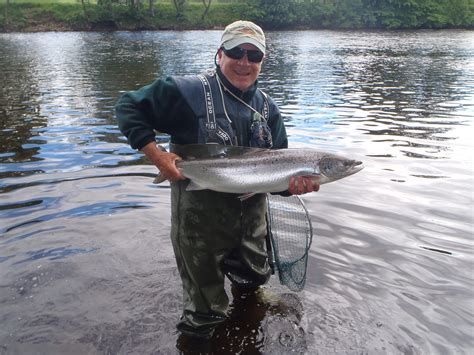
[153,173,166,184]
[152,145,168,184]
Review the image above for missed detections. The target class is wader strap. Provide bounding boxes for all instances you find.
[197,74,217,140]
[260,90,270,122]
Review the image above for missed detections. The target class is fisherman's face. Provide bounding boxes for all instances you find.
[218,43,263,92]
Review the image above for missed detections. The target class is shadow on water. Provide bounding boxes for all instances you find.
[0,171,160,194]
[175,288,307,354]
[191,289,306,354]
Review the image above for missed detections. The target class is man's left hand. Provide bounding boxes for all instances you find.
[288,176,320,195]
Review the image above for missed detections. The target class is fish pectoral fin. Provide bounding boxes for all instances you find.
[185,180,206,191]
[238,192,256,201]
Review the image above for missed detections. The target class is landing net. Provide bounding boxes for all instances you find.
[267,194,313,292]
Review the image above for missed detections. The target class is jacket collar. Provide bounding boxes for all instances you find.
[216,66,258,102]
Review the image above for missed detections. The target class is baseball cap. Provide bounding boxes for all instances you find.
[220,20,266,54]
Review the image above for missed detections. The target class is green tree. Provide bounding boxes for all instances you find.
[149,0,155,17]
[333,0,366,28]
[173,0,187,21]
[258,0,296,28]
[4,0,10,29]
[439,0,474,27]
[201,0,212,20]
[81,0,90,21]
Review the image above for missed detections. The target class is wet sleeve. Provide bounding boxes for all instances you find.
[115,77,183,150]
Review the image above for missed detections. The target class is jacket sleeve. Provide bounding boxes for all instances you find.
[115,77,188,150]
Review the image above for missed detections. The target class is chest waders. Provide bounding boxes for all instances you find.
[170,72,273,338]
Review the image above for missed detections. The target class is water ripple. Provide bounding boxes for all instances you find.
[0,30,473,354]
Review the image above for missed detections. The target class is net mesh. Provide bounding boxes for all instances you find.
[267,194,313,292]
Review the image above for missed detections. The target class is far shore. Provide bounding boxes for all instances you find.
[1,1,471,34]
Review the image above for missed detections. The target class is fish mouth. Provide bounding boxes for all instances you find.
[350,161,364,174]
[340,160,364,177]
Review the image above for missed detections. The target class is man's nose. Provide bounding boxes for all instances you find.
[237,54,250,64]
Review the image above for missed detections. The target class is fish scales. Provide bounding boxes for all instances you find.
[153,144,363,195]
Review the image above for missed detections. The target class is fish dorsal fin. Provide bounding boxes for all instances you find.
[241,147,269,156]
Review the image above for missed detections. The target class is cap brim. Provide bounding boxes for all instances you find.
[222,37,265,54]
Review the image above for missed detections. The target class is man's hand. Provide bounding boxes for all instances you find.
[288,175,320,195]
[141,142,185,182]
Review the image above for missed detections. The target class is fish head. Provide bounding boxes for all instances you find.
[318,155,364,182]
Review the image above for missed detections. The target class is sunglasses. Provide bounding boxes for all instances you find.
[221,46,264,63]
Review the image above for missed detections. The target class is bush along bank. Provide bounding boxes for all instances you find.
[1,0,473,33]
[0,2,249,32]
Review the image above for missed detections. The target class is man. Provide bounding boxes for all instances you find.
[116,20,319,339]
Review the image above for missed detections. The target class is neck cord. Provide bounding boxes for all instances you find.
[216,76,233,124]
[216,74,265,121]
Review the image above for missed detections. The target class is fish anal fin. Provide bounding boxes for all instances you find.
[185,180,206,191]
[238,192,256,201]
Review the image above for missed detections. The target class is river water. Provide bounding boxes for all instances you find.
[0,30,473,354]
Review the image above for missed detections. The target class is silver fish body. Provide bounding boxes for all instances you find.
[154,144,363,194]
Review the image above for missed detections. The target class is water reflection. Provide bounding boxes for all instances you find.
[0,30,473,354]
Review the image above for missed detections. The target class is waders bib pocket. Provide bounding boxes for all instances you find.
[249,111,273,148]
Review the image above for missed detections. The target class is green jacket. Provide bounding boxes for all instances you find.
[115,67,288,150]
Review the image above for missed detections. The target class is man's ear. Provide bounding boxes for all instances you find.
[216,49,223,65]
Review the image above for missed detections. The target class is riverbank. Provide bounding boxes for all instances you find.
[1,1,473,33]
[0,2,242,32]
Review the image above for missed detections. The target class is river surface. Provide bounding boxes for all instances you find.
[0,30,473,354]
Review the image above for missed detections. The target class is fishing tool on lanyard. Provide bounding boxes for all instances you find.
[249,111,272,148]
[266,194,313,292]
[216,73,273,148]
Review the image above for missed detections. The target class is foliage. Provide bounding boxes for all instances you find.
[201,0,211,20]
[172,0,187,21]
[1,0,472,32]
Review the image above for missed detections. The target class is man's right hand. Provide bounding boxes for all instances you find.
[288,175,320,195]
[141,142,185,182]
